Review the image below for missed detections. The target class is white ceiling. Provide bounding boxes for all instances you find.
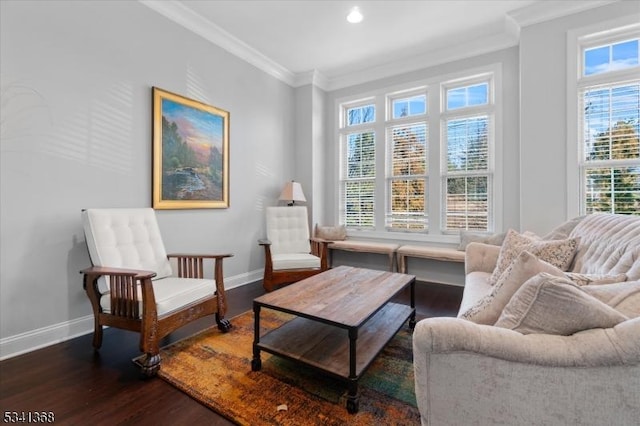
[141,0,617,90]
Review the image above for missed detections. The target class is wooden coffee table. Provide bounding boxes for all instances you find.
[251,265,416,413]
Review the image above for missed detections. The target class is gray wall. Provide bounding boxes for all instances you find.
[0,0,295,355]
[519,0,640,233]
[294,83,327,227]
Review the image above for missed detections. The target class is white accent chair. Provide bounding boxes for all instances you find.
[258,206,328,292]
[81,208,233,376]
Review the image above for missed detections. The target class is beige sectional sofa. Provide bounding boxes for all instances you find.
[413,213,640,425]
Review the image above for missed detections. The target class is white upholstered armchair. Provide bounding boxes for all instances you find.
[81,208,233,376]
[258,206,328,291]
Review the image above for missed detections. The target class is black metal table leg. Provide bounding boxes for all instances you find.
[409,278,416,330]
[251,303,262,371]
[346,327,359,413]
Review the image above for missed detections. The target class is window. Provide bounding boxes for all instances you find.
[442,79,493,230]
[337,67,500,240]
[575,25,640,215]
[386,88,428,231]
[340,101,376,228]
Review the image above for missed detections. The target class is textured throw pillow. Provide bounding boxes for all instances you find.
[582,280,640,318]
[459,251,565,325]
[495,273,628,335]
[489,229,579,285]
[457,231,506,251]
[564,272,627,286]
[314,225,347,241]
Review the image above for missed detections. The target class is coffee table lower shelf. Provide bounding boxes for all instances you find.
[252,302,414,413]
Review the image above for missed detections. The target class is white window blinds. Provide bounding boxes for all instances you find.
[577,30,640,215]
[442,78,494,231]
[386,123,428,231]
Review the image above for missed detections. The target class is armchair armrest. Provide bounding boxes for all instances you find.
[80,266,157,319]
[465,242,500,274]
[166,253,232,316]
[413,317,640,367]
[81,266,156,285]
[166,253,233,288]
[167,253,234,259]
[310,238,329,269]
[311,236,331,244]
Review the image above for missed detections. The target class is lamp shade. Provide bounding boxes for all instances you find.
[278,181,306,205]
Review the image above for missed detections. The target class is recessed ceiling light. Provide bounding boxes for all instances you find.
[347,6,363,24]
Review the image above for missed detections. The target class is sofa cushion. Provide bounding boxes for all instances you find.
[495,273,628,335]
[459,251,565,325]
[272,253,321,270]
[457,271,493,315]
[314,224,347,241]
[489,229,579,285]
[581,280,640,318]
[100,276,215,317]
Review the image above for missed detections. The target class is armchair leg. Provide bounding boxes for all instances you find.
[216,313,232,333]
[92,322,103,350]
[139,353,161,378]
[263,279,274,292]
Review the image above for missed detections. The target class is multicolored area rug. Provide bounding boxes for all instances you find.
[148,309,420,425]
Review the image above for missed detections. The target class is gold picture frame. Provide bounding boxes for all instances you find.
[152,87,229,209]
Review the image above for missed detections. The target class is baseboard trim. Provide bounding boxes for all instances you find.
[0,315,95,361]
[0,269,264,361]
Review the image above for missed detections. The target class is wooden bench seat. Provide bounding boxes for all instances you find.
[328,240,400,271]
[397,245,465,274]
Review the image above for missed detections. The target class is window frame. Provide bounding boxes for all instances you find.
[335,64,503,243]
[567,19,640,217]
[338,97,377,230]
[385,86,429,232]
[440,73,496,233]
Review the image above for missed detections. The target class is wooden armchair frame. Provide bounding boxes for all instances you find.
[259,238,329,292]
[82,253,232,377]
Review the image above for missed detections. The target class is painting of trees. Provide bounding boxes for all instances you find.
[153,87,229,209]
[161,116,197,171]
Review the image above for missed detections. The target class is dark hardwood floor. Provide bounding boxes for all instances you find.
[0,280,462,425]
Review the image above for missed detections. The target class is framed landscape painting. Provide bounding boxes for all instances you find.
[152,87,229,209]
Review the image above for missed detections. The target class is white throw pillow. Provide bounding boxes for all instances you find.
[489,229,579,285]
[458,251,565,325]
[495,273,628,335]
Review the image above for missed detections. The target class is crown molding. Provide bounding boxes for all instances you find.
[293,70,330,90]
[507,0,619,28]
[139,0,296,86]
[325,30,519,91]
[140,0,621,92]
